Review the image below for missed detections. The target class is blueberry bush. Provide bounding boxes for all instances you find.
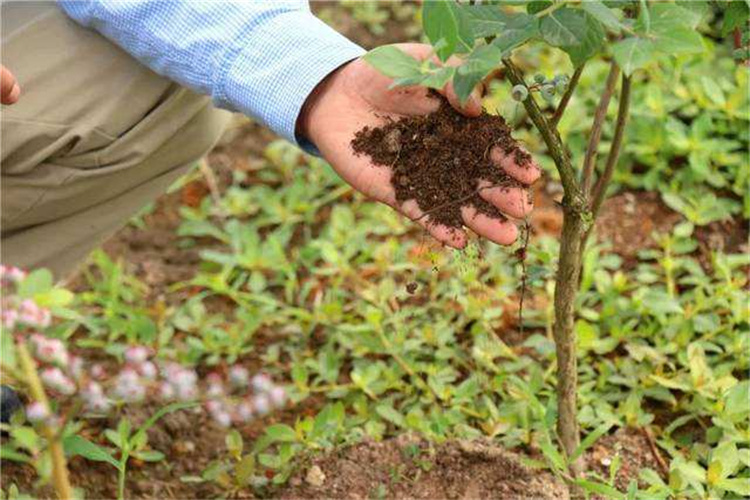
[363,0,747,486]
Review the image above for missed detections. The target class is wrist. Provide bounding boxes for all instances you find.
[296,61,351,150]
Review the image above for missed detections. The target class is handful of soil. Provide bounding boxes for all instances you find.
[351,97,531,229]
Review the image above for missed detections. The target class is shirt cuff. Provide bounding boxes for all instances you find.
[215,9,365,154]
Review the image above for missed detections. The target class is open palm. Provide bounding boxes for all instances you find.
[299,43,541,248]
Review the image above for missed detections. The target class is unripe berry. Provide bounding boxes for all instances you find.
[511,84,529,102]
[533,73,546,84]
[541,84,556,102]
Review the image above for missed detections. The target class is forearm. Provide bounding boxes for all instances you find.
[57,0,364,145]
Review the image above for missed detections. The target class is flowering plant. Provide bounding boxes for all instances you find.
[0,265,287,499]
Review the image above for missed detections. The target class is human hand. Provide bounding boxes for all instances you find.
[298,43,541,248]
[1,65,21,105]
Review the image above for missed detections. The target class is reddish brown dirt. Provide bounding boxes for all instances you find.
[278,436,569,500]
[594,191,682,262]
[352,98,527,228]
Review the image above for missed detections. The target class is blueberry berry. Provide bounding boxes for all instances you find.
[541,84,556,102]
[533,73,546,84]
[511,84,529,102]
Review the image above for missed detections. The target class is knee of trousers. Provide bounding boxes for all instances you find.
[1,94,232,234]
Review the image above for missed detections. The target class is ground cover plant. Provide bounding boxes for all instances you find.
[1,1,749,499]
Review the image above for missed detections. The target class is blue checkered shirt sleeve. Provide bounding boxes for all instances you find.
[57,0,365,148]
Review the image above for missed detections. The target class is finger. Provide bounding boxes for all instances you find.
[478,182,534,219]
[399,199,467,249]
[1,66,19,105]
[440,81,483,117]
[461,205,519,246]
[490,146,542,185]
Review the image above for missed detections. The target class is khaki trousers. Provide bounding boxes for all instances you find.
[1,2,232,279]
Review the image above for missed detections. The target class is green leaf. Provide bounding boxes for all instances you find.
[423,0,474,61]
[363,46,422,80]
[722,1,750,36]
[63,435,121,471]
[716,478,750,497]
[581,1,625,33]
[0,445,31,463]
[235,454,256,486]
[461,5,538,44]
[709,442,740,481]
[540,8,587,47]
[637,3,705,55]
[453,43,503,104]
[265,424,298,443]
[723,381,750,422]
[17,269,54,298]
[225,429,244,459]
[571,422,615,461]
[133,450,165,462]
[612,37,656,76]
[644,2,703,32]
[538,437,566,473]
[527,1,552,15]
[375,405,406,428]
[564,13,607,66]
[400,66,455,91]
[576,479,626,500]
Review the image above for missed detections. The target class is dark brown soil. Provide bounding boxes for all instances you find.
[351,98,528,228]
[278,436,569,500]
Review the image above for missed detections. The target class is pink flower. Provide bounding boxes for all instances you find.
[0,265,26,286]
[69,356,85,380]
[40,367,76,395]
[252,393,271,416]
[26,402,50,423]
[206,373,225,398]
[90,364,106,380]
[18,300,50,328]
[32,336,69,367]
[113,369,145,402]
[236,400,254,422]
[205,400,231,427]
[269,386,287,408]
[228,366,250,389]
[251,373,273,393]
[159,381,176,401]
[82,382,112,413]
[124,346,150,364]
[1,309,18,330]
[136,361,158,380]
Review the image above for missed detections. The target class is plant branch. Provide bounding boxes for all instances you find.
[551,64,585,127]
[17,340,74,500]
[502,58,584,207]
[581,62,620,197]
[589,74,632,219]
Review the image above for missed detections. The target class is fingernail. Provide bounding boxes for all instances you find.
[8,83,20,104]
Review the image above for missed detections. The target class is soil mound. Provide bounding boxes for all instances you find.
[278,437,569,500]
[351,99,530,228]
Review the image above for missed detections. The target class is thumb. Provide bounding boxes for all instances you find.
[1,65,21,105]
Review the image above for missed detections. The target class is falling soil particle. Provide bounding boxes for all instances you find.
[405,281,419,294]
[351,97,529,229]
[278,436,569,500]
